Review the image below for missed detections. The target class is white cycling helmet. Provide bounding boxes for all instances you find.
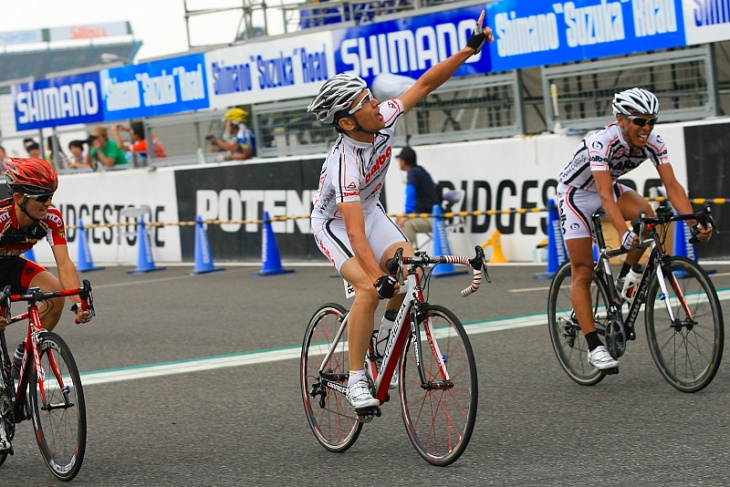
[612,87,659,116]
[308,74,367,124]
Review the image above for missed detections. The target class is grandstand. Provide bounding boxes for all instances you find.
[0,22,141,91]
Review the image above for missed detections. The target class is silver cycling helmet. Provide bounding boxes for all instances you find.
[307,74,367,125]
[612,87,659,116]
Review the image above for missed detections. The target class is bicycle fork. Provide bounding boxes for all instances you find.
[654,264,696,331]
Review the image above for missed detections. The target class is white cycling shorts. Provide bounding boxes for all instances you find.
[557,182,632,240]
[312,206,406,273]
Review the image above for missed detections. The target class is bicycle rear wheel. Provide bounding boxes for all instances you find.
[300,303,362,452]
[400,304,477,466]
[29,331,86,481]
[547,262,607,386]
[645,256,724,393]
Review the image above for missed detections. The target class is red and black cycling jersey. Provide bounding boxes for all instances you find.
[0,197,67,257]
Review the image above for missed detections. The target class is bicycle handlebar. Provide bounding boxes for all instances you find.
[386,246,491,297]
[631,206,717,244]
[0,279,96,325]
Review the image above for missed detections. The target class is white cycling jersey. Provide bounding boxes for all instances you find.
[311,99,404,220]
[559,122,669,191]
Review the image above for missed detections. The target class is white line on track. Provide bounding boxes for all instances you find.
[79,277,730,386]
[80,312,548,386]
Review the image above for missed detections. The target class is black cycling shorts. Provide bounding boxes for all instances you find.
[0,256,47,294]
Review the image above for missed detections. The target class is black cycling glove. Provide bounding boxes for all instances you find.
[466,22,488,55]
[374,275,397,300]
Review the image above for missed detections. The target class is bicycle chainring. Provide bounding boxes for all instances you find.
[605,318,627,359]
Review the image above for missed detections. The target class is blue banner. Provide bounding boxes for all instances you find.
[13,72,104,131]
[333,5,492,86]
[487,0,687,72]
[101,53,210,121]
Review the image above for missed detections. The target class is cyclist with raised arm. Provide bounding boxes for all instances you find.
[0,158,92,452]
[307,11,493,410]
[557,88,712,370]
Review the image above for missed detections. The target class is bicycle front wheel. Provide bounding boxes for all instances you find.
[29,332,86,481]
[300,303,362,453]
[645,256,724,393]
[0,333,16,467]
[400,305,477,466]
[547,261,607,386]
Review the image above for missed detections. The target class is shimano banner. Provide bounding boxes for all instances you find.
[12,72,105,131]
[487,0,686,72]
[333,5,491,86]
[205,31,334,108]
[100,53,209,121]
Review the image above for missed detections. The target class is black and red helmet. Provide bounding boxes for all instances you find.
[5,158,58,195]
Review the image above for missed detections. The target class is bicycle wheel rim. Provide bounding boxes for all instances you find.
[29,332,86,481]
[547,262,606,386]
[400,305,477,466]
[300,304,362,452]
[645,257,724,393]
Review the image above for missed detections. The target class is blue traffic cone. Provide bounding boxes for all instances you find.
[251,211,294,277]
[128,217,166,274]
[431,204,467,278]
[76,219,104,272]
[673,218,697,262]
[535,199,568,280]
[191,216,224,275]
[23,247,36,262]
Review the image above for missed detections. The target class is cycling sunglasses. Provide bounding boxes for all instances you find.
[348,90,373,115]
[24,193,54,203]
[627,115,658,127]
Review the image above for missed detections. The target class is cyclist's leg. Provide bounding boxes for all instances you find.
[340,258,381,376]
[559,184,617,369]
[615,186,653,267]
[4,256,64,331]
[27,270,64,331]
[566,237,599,336]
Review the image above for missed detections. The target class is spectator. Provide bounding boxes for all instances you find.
[45,135,70,170]
[22,138,37,155]
[85,126,127,169]
[25,141,41,159]
[0,146,9,174]
[394,146,440,244]
[206,108,255,162]
[111,121,167,165]
[67,140,93,170]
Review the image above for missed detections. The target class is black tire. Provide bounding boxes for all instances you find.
[300,303,362,452]
[0,333,15,467]
[645,256,724,393]
[547,261,607,386]
[400,305,477,466]
[28,332,86,481]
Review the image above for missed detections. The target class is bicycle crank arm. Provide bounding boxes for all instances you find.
[356,406,381,423]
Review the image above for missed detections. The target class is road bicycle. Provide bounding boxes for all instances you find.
[300,246,488,466]
[548,206,723,393]
[0,280,95,481]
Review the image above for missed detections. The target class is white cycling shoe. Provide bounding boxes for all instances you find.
[587,345,619,370]
[347,379,380,409]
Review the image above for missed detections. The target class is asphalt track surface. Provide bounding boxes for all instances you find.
[2,260,730,486]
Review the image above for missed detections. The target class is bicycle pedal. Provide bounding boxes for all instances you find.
[355,406,381,423]
[604,367,619,375]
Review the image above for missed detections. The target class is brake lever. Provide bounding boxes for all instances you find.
[471,246,491,283]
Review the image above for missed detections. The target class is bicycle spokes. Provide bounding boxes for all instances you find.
[645,257,724,393]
